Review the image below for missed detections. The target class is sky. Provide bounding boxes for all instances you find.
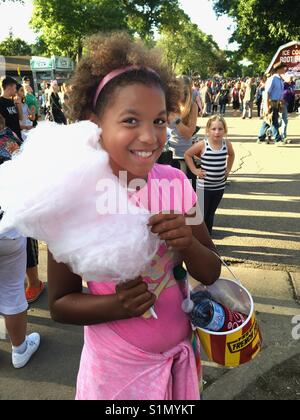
[0,0,236,50]
[179,0,236,50]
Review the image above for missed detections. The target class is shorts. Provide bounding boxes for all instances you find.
[0,236,28,316]
[27,238,39,269]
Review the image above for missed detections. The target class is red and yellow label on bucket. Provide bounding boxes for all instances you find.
[198,314,262,367]
[194,278,263,367]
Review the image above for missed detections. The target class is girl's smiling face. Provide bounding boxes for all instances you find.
[97,83,167,182]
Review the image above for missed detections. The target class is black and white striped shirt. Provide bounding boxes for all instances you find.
[197,138,228,191]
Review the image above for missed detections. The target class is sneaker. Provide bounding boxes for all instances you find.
[12,333,40,369]
[257,139,265,144]
[26,280,45,303]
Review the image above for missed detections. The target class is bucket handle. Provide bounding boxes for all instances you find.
[213,251,242,286]
[182,252,242,314]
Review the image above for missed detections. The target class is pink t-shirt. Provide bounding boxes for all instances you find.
[88,164,197,353]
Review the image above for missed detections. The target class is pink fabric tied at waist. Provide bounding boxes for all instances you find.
[76,324,200,401]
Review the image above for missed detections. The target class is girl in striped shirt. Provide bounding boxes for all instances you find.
[185,115,235,235]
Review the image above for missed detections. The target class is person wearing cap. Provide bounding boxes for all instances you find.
[257,62,287,145]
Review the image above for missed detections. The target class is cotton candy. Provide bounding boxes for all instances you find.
[0,121,159,282]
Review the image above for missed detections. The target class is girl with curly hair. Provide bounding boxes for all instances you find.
[9,32,220,400]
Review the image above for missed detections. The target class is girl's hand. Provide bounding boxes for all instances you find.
[194,169,206,179]
[116,277,156,319]
[149,213,193,251]
[225,169,230,179]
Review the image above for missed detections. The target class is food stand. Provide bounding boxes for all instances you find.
[30,56,74,92]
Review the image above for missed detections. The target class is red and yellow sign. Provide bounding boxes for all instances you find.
[267,41,300,93]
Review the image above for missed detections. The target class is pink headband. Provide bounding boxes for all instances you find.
[93,66,159,110]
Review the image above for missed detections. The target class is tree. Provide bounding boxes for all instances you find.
[157,11,227,78]
[30,0,128,60]
[0,31,32,56]
[121,0,180,42]
[30,37,48,56]
[212,0,300,70]
[30,0,183,58]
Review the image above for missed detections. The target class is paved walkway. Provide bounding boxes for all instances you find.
[210,113,300,270]
[201,265,300,400]
[198,112,300,400]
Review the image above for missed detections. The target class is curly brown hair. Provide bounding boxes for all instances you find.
[68,32,181,121]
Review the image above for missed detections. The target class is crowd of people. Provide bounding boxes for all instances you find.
[0,31,299,400]
[37,80,70,125]
[190,69,298,145]
[192,73,299,122]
